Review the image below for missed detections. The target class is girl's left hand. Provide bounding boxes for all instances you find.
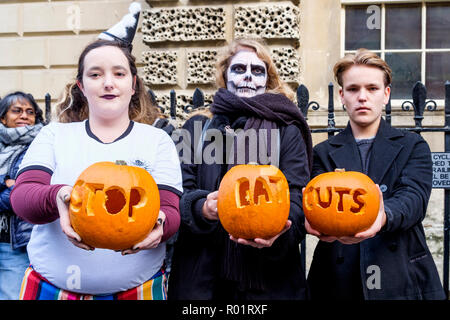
[121,210,166,255]
[229,220,292,249]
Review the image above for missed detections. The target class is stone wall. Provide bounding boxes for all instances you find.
[142,0,302,123]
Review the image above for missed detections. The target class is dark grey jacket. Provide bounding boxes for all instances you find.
[307,119,446,300]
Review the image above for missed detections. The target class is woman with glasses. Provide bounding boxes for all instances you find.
[0,91,44,299]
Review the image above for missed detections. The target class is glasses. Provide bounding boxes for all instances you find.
[9,107,36,117]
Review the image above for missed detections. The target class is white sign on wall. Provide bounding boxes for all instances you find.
[432,153,450,189]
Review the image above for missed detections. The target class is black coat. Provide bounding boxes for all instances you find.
[307,119,446,300]
[168,114,310,300]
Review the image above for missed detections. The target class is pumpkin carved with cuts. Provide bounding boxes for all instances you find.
[303,169,380,236]
[69,161,160,250]
[217,164,290,240]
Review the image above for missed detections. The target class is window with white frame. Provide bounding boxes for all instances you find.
[342,1,450,100]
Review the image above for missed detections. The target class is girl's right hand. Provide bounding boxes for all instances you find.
[202,191,219,221]
[57,186,94,251]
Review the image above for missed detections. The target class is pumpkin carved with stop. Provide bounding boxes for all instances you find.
[303,169,380,236]
[69,161,160,250]
[217,164,290,240]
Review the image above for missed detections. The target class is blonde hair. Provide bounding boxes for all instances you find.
[215,38,295,101]
[55,40,161,124]
[333,48,392,88]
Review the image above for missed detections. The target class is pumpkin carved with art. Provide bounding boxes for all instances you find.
[303,169,380,236]
[69,161,160,250]
[217,164,290,240]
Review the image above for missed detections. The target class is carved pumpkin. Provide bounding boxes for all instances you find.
[69,161,160,250]
[303,169,380,236]
[217,164,290,240]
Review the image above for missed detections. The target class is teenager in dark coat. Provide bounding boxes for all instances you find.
[168,39,313,300]
[306,49,445,300]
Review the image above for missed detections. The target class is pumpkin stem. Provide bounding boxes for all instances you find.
[115,160,128,166]
[335,168,345,172]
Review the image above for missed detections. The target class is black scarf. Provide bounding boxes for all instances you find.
[210,88,313,171]
[210,89,313,290]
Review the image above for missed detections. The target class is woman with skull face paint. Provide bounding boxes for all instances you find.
[168,39,313,300]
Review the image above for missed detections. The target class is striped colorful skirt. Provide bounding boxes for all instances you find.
[19,266,167,300]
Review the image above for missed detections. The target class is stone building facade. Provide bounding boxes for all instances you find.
[0,0,448,288]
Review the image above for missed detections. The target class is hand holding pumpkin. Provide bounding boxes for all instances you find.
[57,185,94,251]
[303,170,380,238]
[5,179,15,188]
[68,161,161,251]
[121,210,166,255]
[229,219,292,249]
[217,164,290,240]
[304,217,338,242]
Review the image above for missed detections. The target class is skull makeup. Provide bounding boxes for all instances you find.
[226,50,267,98]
